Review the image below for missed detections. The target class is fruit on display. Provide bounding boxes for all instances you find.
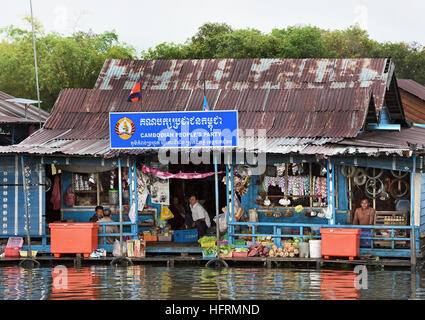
[268,238,300,258]
[248,243,269,257]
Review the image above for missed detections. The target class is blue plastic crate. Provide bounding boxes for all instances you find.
[360,229,372,247]
[174,229,198,242]
[202,253,217,259]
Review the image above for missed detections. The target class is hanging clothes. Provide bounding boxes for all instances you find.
[50,175,61,210]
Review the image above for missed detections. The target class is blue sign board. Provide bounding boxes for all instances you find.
[109,110,238,149]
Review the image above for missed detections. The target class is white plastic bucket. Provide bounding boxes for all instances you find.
[309,240,322,258]
[299,242,309,258]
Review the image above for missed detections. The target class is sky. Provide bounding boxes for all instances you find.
[1,0,425,54]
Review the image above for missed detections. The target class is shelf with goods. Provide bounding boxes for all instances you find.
[138,208,157,232]
[373,211,409,248]
[258,163,329,210]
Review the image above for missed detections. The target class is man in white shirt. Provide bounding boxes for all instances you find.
[189,195,211,238]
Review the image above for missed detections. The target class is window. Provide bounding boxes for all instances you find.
[71,169,129,207]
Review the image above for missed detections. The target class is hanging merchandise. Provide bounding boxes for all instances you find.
[353,168,367,186]
[365,178,384,198]
[142,165,222,179]
[150,179,170,205]
[391,170,409,179]
[389,179,409,199]
[129,204,137,223]
[160,206,174,220]
[341,165,356,178]
[276,165,285,177]
[137,172,150,211]
[365,167,383,179]
[50,175,61,210]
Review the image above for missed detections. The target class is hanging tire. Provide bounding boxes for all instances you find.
[341,165,356,178]
[391,170,409,179]
[353,168,367,186]
[365,178,384,198]
[365,167,383,179]
[389,179,409,198]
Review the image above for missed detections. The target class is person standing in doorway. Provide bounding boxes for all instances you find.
[353,198,376,225]
[189,195,211,237]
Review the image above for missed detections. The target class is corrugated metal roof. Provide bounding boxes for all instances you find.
[398,79,425,101]
[0,90,49,122]
[0,58,410,157]
[94,58,392,115]
[338,125,425,149]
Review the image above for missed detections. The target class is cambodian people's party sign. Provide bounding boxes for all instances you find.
[109,111,238,149]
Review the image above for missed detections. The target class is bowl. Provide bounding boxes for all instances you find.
[19,250,38,258]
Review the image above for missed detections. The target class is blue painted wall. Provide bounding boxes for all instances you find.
[420,173,425,234]
[0,156,45,236]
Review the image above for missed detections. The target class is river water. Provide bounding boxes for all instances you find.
[0,265,423,300]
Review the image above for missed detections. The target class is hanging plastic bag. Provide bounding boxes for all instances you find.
[213,213,228,233]
[112,240,127,257]
[160,206,174,220]
[129,204,137,224]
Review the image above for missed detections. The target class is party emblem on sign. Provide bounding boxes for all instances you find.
[115,117,135,140]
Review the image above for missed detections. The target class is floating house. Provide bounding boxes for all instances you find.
[1,58,425,265]
[0,90,49,145]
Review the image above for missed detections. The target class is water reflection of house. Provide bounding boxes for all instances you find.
[51,267,99,300]
[320,270,360,300]
[0,58,425,264]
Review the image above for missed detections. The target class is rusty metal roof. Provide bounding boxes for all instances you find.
[95,58,394,115]
[338,125,425,150]
[398,79,425,102]
[0,90,49,122]
[0,58,410,157]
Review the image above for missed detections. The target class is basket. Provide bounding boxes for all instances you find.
[4,247,20,258]
[219,252,233,258]
[202,253,217,259]
[7,237,23,248]
[234,239,246,246]
[158,235,173,242]
[19,250,38,258]
[174,229,198,243]
[200,241,216,248]
[144,235,158,242]
[232,251,248,258]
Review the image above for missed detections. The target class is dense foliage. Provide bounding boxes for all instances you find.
[143,22,425,85]
[0,21,135,110]
[1,21,425,112]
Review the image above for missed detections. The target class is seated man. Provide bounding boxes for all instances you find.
[353,198,376,225]
[189,195,211,238]
[98,209,119,244]
[90,205,104,222]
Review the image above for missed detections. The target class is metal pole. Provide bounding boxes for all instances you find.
[214,155,220,255]
[29,0,41,128]
[410,155,417,267]
[21,156,31,255]
[118,157,123,256]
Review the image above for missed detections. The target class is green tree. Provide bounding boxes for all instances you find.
[0,21,136,111]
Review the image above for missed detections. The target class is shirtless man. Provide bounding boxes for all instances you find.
[353,199,375,225]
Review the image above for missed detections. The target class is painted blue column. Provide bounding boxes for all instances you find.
[118,157,123,255]
[214,155,220,245]
[230,165,235,245]
[133,159,138,239]
[226,165,231,243]
[410,155,417,266]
